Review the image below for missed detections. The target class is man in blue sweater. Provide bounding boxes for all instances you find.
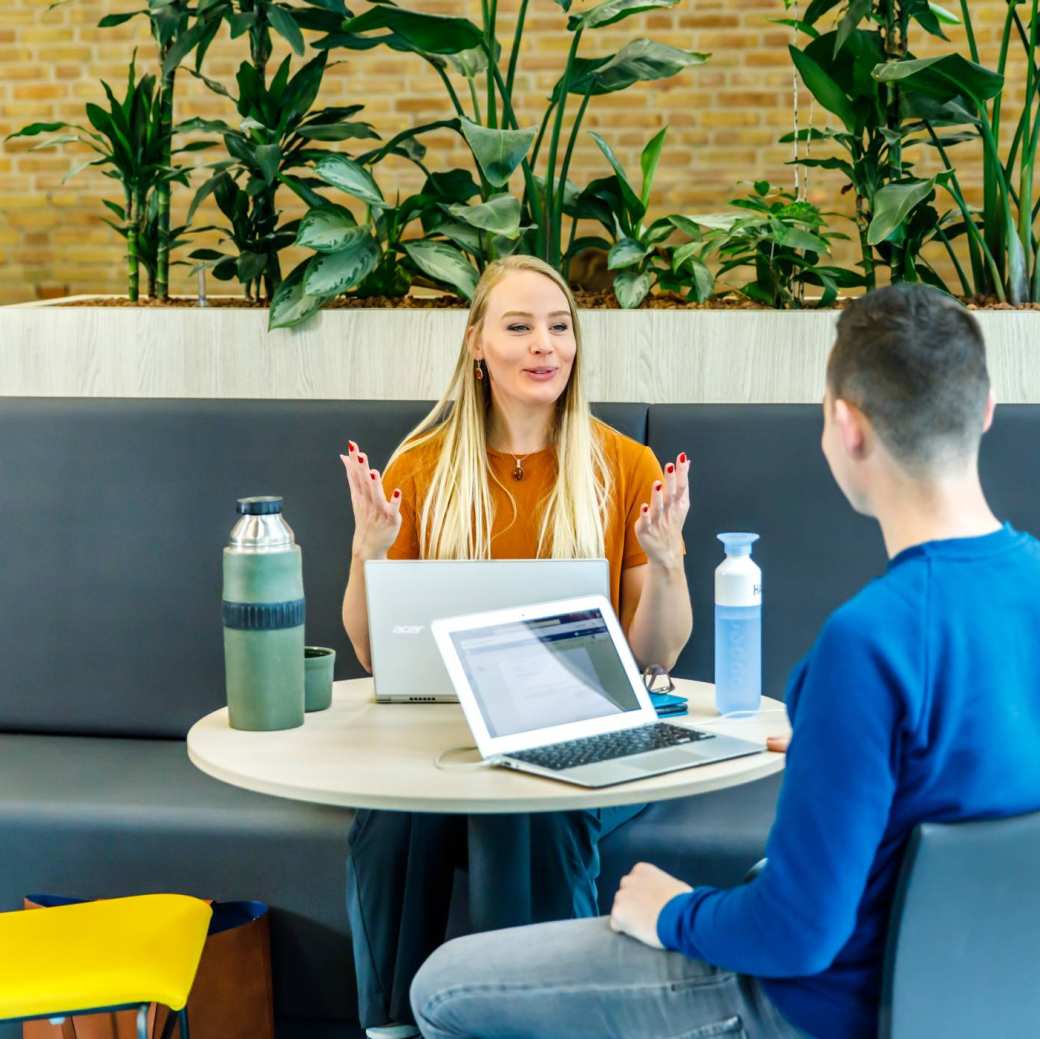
[409,284,1040,1039]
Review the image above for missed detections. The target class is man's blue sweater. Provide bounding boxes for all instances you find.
[657,524,1040,1039]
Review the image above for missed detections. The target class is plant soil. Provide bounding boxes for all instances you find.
[57,290,815,310]
[52,292,1040,311]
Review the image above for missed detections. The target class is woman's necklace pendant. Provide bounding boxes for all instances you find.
[511,458,524,481]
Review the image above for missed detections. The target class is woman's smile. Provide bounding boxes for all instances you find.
[522,365,559,381]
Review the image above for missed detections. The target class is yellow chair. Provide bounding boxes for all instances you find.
[0,894,212,1039]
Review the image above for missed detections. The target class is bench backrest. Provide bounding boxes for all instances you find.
[1,399,1036,737]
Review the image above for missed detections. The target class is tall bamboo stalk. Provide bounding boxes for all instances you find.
[156,58,175,299]
[126,189,140,302]
[884,2,909,280]
[249,1,272,87]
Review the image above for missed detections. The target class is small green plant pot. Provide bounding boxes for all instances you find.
[304,646,336,712]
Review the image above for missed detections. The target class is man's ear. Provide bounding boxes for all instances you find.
[982,390,997,433]
[834,398,869,461]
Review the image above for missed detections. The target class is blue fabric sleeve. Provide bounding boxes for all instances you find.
[656,609,907,976]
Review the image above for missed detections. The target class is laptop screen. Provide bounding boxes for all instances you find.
[448,607,642,738]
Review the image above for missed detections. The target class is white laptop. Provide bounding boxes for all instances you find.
[364,559,610,703]
[431,594,764,788]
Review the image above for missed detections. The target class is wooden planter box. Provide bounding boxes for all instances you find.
[3,297,1038,403]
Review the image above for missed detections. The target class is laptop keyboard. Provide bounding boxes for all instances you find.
[507,723,715,772]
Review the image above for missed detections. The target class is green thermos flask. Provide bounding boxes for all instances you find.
[222,496,305,731]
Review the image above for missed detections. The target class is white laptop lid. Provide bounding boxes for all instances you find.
[364,559,610,700]
[431,594,658,758]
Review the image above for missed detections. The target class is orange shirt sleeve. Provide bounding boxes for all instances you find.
[382,454,421,560]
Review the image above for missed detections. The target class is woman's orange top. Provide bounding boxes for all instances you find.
[382,420,666,620]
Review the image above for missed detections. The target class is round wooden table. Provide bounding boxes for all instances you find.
[187,677,789,813]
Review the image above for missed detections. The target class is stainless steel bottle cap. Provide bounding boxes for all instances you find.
[229,496,295,551]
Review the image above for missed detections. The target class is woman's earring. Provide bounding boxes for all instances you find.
[475,360,485,382]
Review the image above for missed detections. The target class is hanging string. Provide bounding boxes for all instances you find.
[792,0,801,198]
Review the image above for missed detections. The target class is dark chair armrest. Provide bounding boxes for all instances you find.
[742,857,767,884]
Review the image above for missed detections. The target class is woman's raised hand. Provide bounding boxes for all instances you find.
[340,440,402,561]
[634,452,691,570]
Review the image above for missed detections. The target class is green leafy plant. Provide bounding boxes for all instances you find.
[183,52,379,300]
[566,127,711,307]
[317,0,708,272]
[170,0,349,87]
[783,0,960,289]
[7,57,207,301]
[875,1,1039,302]
[690,181,861,308]
[270,159,495,329]
[47,0,203,298]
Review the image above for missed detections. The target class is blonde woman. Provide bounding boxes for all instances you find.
[340,255,692,1039]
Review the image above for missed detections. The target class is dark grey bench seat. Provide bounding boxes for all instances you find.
[0,733,357,1030]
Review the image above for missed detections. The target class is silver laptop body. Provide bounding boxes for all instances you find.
[365,559,611,703]
[432,596,764,788]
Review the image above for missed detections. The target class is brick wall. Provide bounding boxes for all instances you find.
[0,0,1025,304]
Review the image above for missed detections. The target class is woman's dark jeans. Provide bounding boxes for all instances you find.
[346,805,645,1028]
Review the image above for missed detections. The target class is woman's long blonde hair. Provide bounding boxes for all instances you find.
[385,254,612,560]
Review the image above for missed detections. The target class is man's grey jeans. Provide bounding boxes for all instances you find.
[411,917,812,1039]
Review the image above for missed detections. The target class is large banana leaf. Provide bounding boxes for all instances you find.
[590,131,645,224]
[568,0,678,32]
[444,195,524,239]
[873,54,1003,107]
[340,6,484,54]
[788,44,857,132]
[459,117,536,189]
[867,179,936,245]
[557,40,708,99]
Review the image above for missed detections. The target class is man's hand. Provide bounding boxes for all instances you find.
[609,862,692,948]
[767,736,790,753]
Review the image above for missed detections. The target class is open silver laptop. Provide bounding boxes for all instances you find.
[431,594,764,788]
[364,560,610,702]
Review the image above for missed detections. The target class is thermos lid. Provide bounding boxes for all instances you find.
[237,496,283,516]
[229,496,295,552]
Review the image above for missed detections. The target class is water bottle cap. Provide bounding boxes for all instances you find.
[237,496,283,516]
[718,532,759,557]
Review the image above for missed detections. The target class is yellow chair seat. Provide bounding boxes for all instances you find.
[0,894,212,1022]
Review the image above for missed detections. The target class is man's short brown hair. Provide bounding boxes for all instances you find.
[826,284,990,473]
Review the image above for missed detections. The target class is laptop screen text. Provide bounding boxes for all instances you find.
[450,608,641,738]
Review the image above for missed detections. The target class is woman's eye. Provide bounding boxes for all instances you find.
[507,324,529,333]
[552,323,570,333]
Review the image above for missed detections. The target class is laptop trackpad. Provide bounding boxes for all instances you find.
[624,748,706,773]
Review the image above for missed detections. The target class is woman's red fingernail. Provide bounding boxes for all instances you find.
[348,441,357,453]
[370,472,376,480]
[654,482,662,492]
[641,504,649,513]
[393,490,401,499]
[666,463,674,474]
[358,454,365,464]
[679,452,687,464]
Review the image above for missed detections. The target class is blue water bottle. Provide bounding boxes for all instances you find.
[714,533,762,715]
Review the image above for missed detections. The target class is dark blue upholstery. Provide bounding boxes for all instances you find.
[2,397,1038,1038]
[880,811,1040,1039]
